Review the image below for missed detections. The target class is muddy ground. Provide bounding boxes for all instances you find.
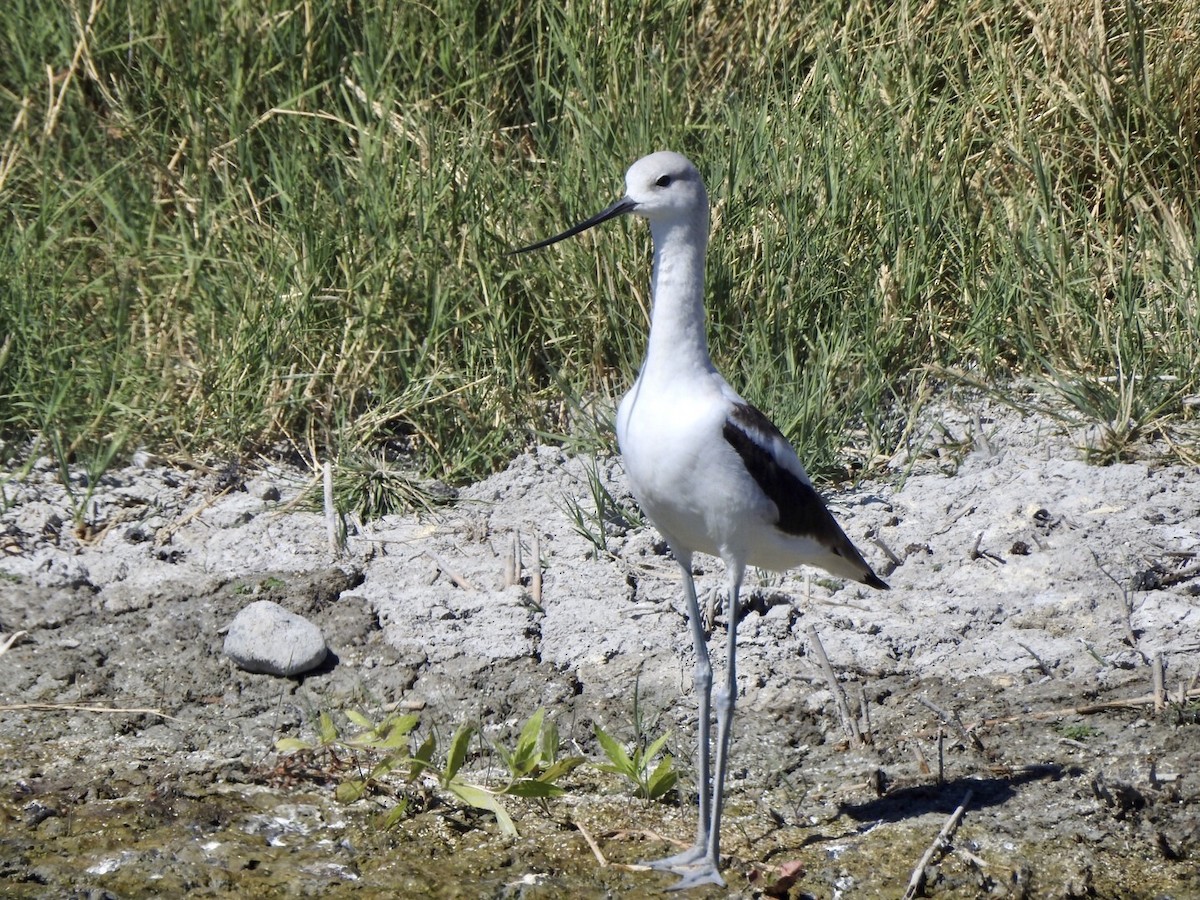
[1,392,1198,898]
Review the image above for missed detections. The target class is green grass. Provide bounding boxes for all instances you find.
[3,0,1199,495]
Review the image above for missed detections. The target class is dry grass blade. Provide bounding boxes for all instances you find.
[0,631,29,656]
[0,702,181,722]
[807,624,864,746]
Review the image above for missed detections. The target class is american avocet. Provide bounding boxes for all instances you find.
[512,151,888,889]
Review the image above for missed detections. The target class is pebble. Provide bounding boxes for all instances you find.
[223,601,328,677]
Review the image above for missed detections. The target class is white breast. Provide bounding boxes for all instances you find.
[617,372,776,562]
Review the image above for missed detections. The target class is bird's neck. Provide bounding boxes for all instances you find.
[642,218,713,380]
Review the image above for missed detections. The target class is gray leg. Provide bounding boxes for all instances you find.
[643,555,714,875]
[707,563,744,866]
[653,561,744,891]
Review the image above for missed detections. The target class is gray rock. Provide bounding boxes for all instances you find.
[223,600,328,676]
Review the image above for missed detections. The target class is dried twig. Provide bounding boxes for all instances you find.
[530,532,543,606]
[424,551,477,591]
[502,532,520,588]
[859,686,873,744]
[973,410,994,456]
[323,460,342,556]
[1152,652,1166,712]
[969,531,1004,565]
[978,688,1200,725]
[1017,641,1056,678]
[573,819,608,867]
[1183,665,1200,704]
[917,696,986,754]
[871,534,904,567]
[702,584,718,635]
[44,0,103,138]
[903,788,974,899]
[153,483,235,546]
[0,702,180,722]
[912,739,932,775]
[933,502,977,537]
[1091,550,1137,645]
[807,625,863,746]
[936,727,945,785]
[0,630,28,656]
[626,828,688,851]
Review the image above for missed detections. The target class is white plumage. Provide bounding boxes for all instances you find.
[514,150,887,889]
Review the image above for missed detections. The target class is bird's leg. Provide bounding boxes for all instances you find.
[706,564,744,869]
[644,557,713,875]
[655,564,744,891]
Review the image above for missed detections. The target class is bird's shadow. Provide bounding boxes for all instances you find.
[839,763,1078,825]
[762,764,1080,863]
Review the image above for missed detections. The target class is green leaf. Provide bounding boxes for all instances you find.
[643,730,672,762]
[375,714,420,750]
[494,742,515,774]
[540,719,561,766]
[317,710,339,745]
[380,798,410,829]
[594,725,633,774]
[345,709,374,730]
[539,756,585,783]
[389,713,421,735]
[505,779,564,799]
[513,708,546,771]
[409,733,436,782]
[646,755,678,799]
[448,782,517,836]
[336,779,368,803]
[274,737,313,753]
[444,724,474,785]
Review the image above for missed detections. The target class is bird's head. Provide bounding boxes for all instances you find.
[510,150,707,254]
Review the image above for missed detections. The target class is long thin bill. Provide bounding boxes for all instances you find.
[508,197,637,254]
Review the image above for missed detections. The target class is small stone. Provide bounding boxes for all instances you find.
[124,525,150,544]
[223,600,328,677]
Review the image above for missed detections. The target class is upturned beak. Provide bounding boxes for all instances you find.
[509,197,638,254]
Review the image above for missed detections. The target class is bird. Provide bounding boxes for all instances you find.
[511,151,888,890]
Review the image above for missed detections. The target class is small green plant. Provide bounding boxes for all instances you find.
[593,675,677,802]
[1166,700,1200,726]
[1058,723,1101,741]
[1034,371,1159,465]
[561,456,645,555]
[595,722,678,802]
[442,710,585,831]
[492,708,585,806]
[329,453,449,520]
[436,722,520,834]
[44,428,128,537]
[275,707,581,835]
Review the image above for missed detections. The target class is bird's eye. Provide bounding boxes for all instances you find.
[655,174,672,187]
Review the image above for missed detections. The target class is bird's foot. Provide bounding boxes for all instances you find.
[642,843,706,871]
[643,847,725,890]
[664,861,726,891]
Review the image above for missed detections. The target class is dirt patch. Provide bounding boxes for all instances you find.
[2,395,1198,897]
